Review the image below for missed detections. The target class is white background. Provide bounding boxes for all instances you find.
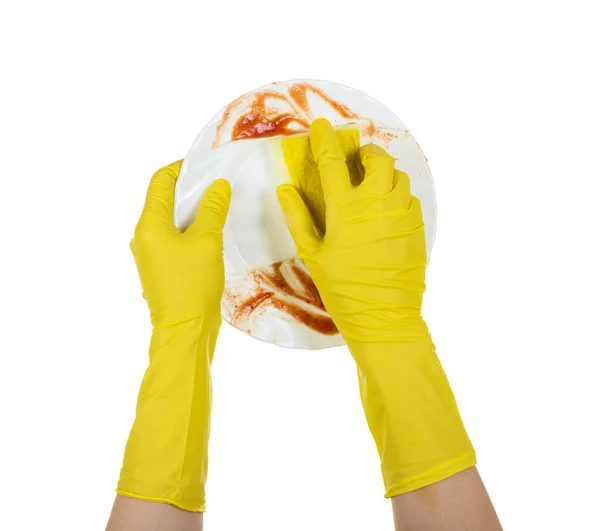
[1,1,598,530]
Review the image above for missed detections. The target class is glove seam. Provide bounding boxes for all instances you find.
[116,488,204,513]
[384,451,477,499]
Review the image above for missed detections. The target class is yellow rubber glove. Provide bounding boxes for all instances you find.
[117,160,231,512]
[277,119,476,497]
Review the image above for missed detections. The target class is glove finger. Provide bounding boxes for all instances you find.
[358,144,395,197]
[189,179,232,235]
[139,160,183,232]
[392,169,412,210]
[310,118,352,204]
[277,184,320,255]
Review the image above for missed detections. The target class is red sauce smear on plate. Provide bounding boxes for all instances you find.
[288,82,360,120]
[270,297,338,336]
[231,90,310,141]
[213,82,386,147]
[229,258,338,336]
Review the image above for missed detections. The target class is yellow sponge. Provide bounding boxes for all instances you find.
[280,127,363,235]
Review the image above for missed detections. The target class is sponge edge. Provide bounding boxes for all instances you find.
[277,127,363,235]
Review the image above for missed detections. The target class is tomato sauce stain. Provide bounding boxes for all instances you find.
[213,82,402,148]
[228,258,338,336]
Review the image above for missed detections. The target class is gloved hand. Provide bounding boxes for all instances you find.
[277,119,476,497]
[117,160,231,511]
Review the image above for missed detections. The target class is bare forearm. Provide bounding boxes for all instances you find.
[391,467,502,531]
[106,495,203,531]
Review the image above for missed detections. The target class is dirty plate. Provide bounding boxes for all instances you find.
[174,79,436,349]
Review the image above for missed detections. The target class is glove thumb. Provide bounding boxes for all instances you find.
[188,179,232,236]
[276,184,320,255]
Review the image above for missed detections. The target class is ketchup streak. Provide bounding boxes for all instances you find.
[230,259,338,336]
[214,82,366,146]
[231,90,309,141]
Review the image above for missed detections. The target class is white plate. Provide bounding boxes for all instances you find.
[174,79,436,349]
